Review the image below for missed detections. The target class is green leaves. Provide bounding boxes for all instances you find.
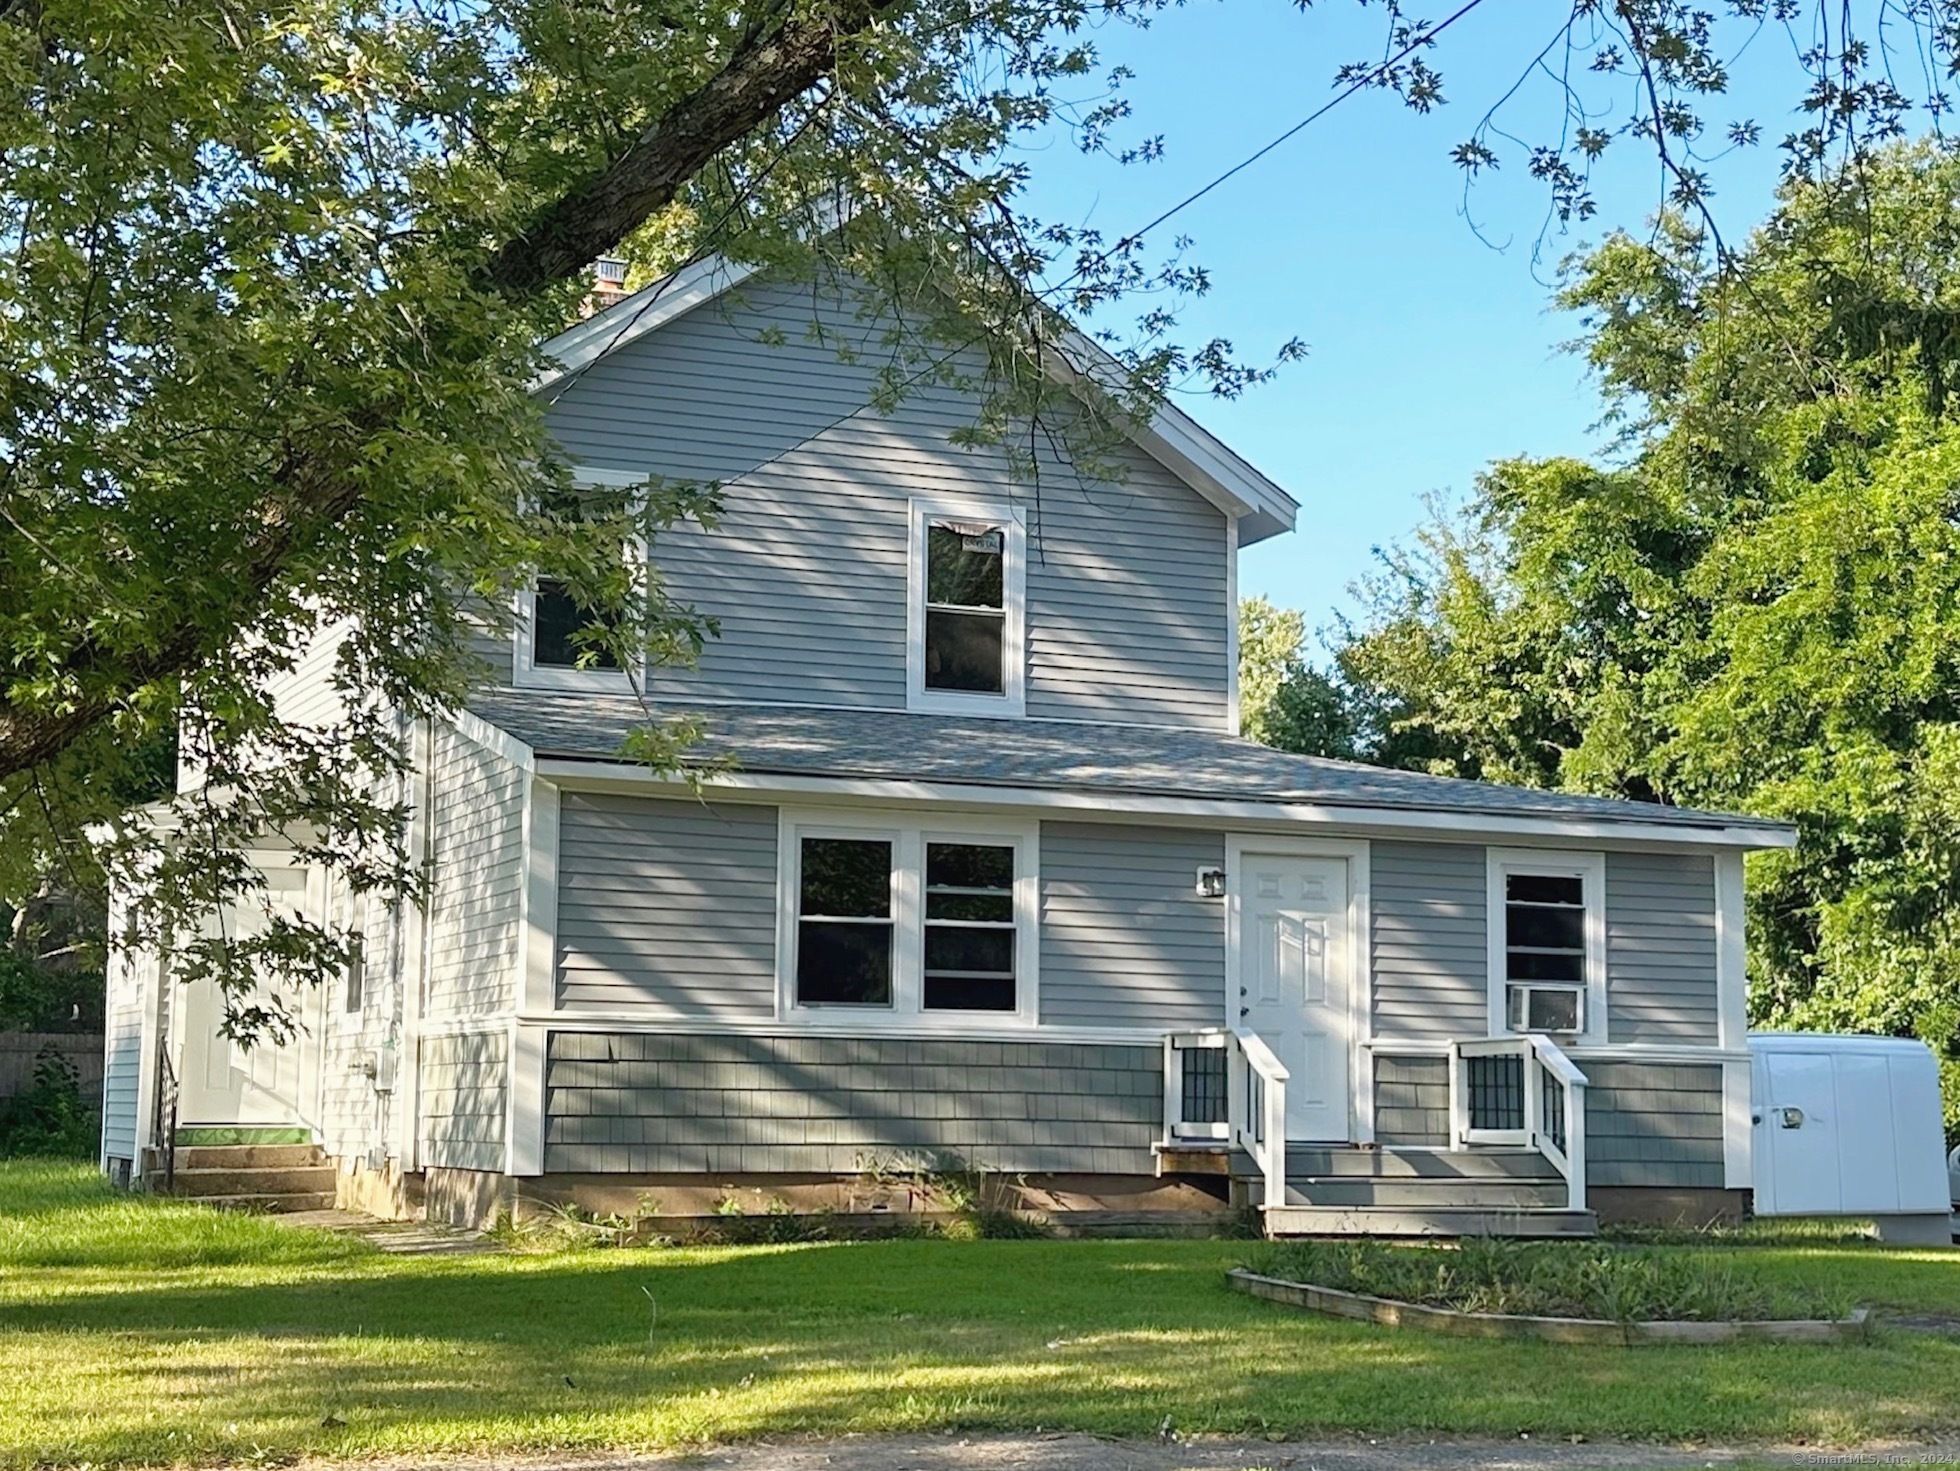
[1337,140,1960,1140]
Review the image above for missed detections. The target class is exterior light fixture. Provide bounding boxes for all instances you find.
[1195,866,1226,899]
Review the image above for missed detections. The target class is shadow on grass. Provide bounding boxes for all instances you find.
[8,1236,1960,1465]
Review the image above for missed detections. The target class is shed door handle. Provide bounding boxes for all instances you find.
[1778,1107,1805,1129]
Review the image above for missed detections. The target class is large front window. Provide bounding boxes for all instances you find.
[782,814,1037,1024]
[796,837,895,1006]
[907,501,1026,715]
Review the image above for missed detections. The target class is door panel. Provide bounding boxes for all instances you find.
[175,868,322,1129]
[1762,1049,1840,1215]
[1238,854,1351,1141]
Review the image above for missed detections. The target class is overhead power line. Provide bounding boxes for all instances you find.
[1055,0,1491,287]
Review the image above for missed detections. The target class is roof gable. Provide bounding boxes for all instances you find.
[534,258,1299,545]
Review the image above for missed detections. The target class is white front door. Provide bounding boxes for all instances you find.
[1236,851,1352,1141]
[175,867,322,1129]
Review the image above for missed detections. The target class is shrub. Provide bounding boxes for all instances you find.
[0,1048,98,1160]
[1246,1237,1854,1323]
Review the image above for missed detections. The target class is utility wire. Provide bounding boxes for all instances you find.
[1049,0,1492,294]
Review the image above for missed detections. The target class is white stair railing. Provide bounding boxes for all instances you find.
[1230,1028,1289,1211]
[1450,1033,1589,1212]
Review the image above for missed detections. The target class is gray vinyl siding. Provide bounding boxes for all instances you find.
[99,940,144,1166]
[1605,852,1719,1045]
[1038,823,1225,1028]
[419,1031,508,1172]
[542,1031,1161,1174]
[1584,1061,1725,1189]
[1373,1054,1450,1146]
[539,275,1231,729]
[1371,841,1488,1040]
[424,723,526,1018]
[317,872,407,1163]
[555,794,779,1015]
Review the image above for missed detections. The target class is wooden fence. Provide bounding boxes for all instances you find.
[0,1032,104,1103]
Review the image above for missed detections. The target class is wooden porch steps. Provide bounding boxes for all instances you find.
[1164,1143,1597,1237]
[160,1143,338,1214]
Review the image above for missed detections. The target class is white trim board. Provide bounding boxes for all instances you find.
[532,256,762,393]
[513,1014,1168,1047]
[530,758,1796,850]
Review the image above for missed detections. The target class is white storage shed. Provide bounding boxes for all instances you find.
[1750,1032,1953,1245]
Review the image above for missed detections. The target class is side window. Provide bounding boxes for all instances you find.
[1487,850,1606,1041]
[908,503,1025,715]
[513,470,642,689]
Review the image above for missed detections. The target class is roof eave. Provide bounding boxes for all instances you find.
[528,754,1798,850]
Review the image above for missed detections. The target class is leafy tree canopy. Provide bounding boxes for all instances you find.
[4,0,1960,1038]
[1335,140,1960,1133]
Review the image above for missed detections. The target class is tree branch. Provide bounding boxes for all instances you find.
[475,0,892,296]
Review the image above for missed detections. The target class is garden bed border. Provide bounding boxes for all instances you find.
[1227,1268,1871,1345]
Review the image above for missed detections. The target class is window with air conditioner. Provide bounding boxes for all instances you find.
[1486,849,1607,1042]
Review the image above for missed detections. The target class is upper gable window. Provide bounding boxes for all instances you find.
[907,501,1026,716]
[513,468,644,691]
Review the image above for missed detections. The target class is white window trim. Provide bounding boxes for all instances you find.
[1485,847,1608,1045]
[513,466,649,693]
[905,498,1027,718]
[775,806,1040,1029]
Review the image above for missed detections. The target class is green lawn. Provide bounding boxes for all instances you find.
[4,1160,1960,1466]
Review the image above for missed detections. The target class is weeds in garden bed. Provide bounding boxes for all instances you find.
[1247,1237,1857,1323]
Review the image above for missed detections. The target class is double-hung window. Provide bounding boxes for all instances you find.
[514,467,646,690]
[907,501,1026,716]
[781,811,1037,1025]
[1486,849,1607,1042]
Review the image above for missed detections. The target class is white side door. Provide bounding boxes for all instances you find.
[175,867,322,1129]
[1236,852,1352,1142]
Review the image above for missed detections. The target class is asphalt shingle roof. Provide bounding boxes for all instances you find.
[466,689,1790,840]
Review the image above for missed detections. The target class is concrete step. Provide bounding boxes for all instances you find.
[1263,1205,1598,1239]
[1285,1178,1572,1210]
[193,1191,338,1214]
[168,1166,338,1197]
[173,1144,325,1172]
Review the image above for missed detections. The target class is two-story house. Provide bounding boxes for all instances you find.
[100,257,1797,1236]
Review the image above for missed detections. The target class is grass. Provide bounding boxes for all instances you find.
[1247,1237,1857,1323]
[4,1160,1960,1465]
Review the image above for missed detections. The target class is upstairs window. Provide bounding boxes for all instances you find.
[779,812,1038,1026]
[530,580,623,672]
[907,501,1025,716]
[513,468,645,690]
[1486,849,1607,1042]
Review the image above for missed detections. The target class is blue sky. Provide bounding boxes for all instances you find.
[1012,0,1823,650]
